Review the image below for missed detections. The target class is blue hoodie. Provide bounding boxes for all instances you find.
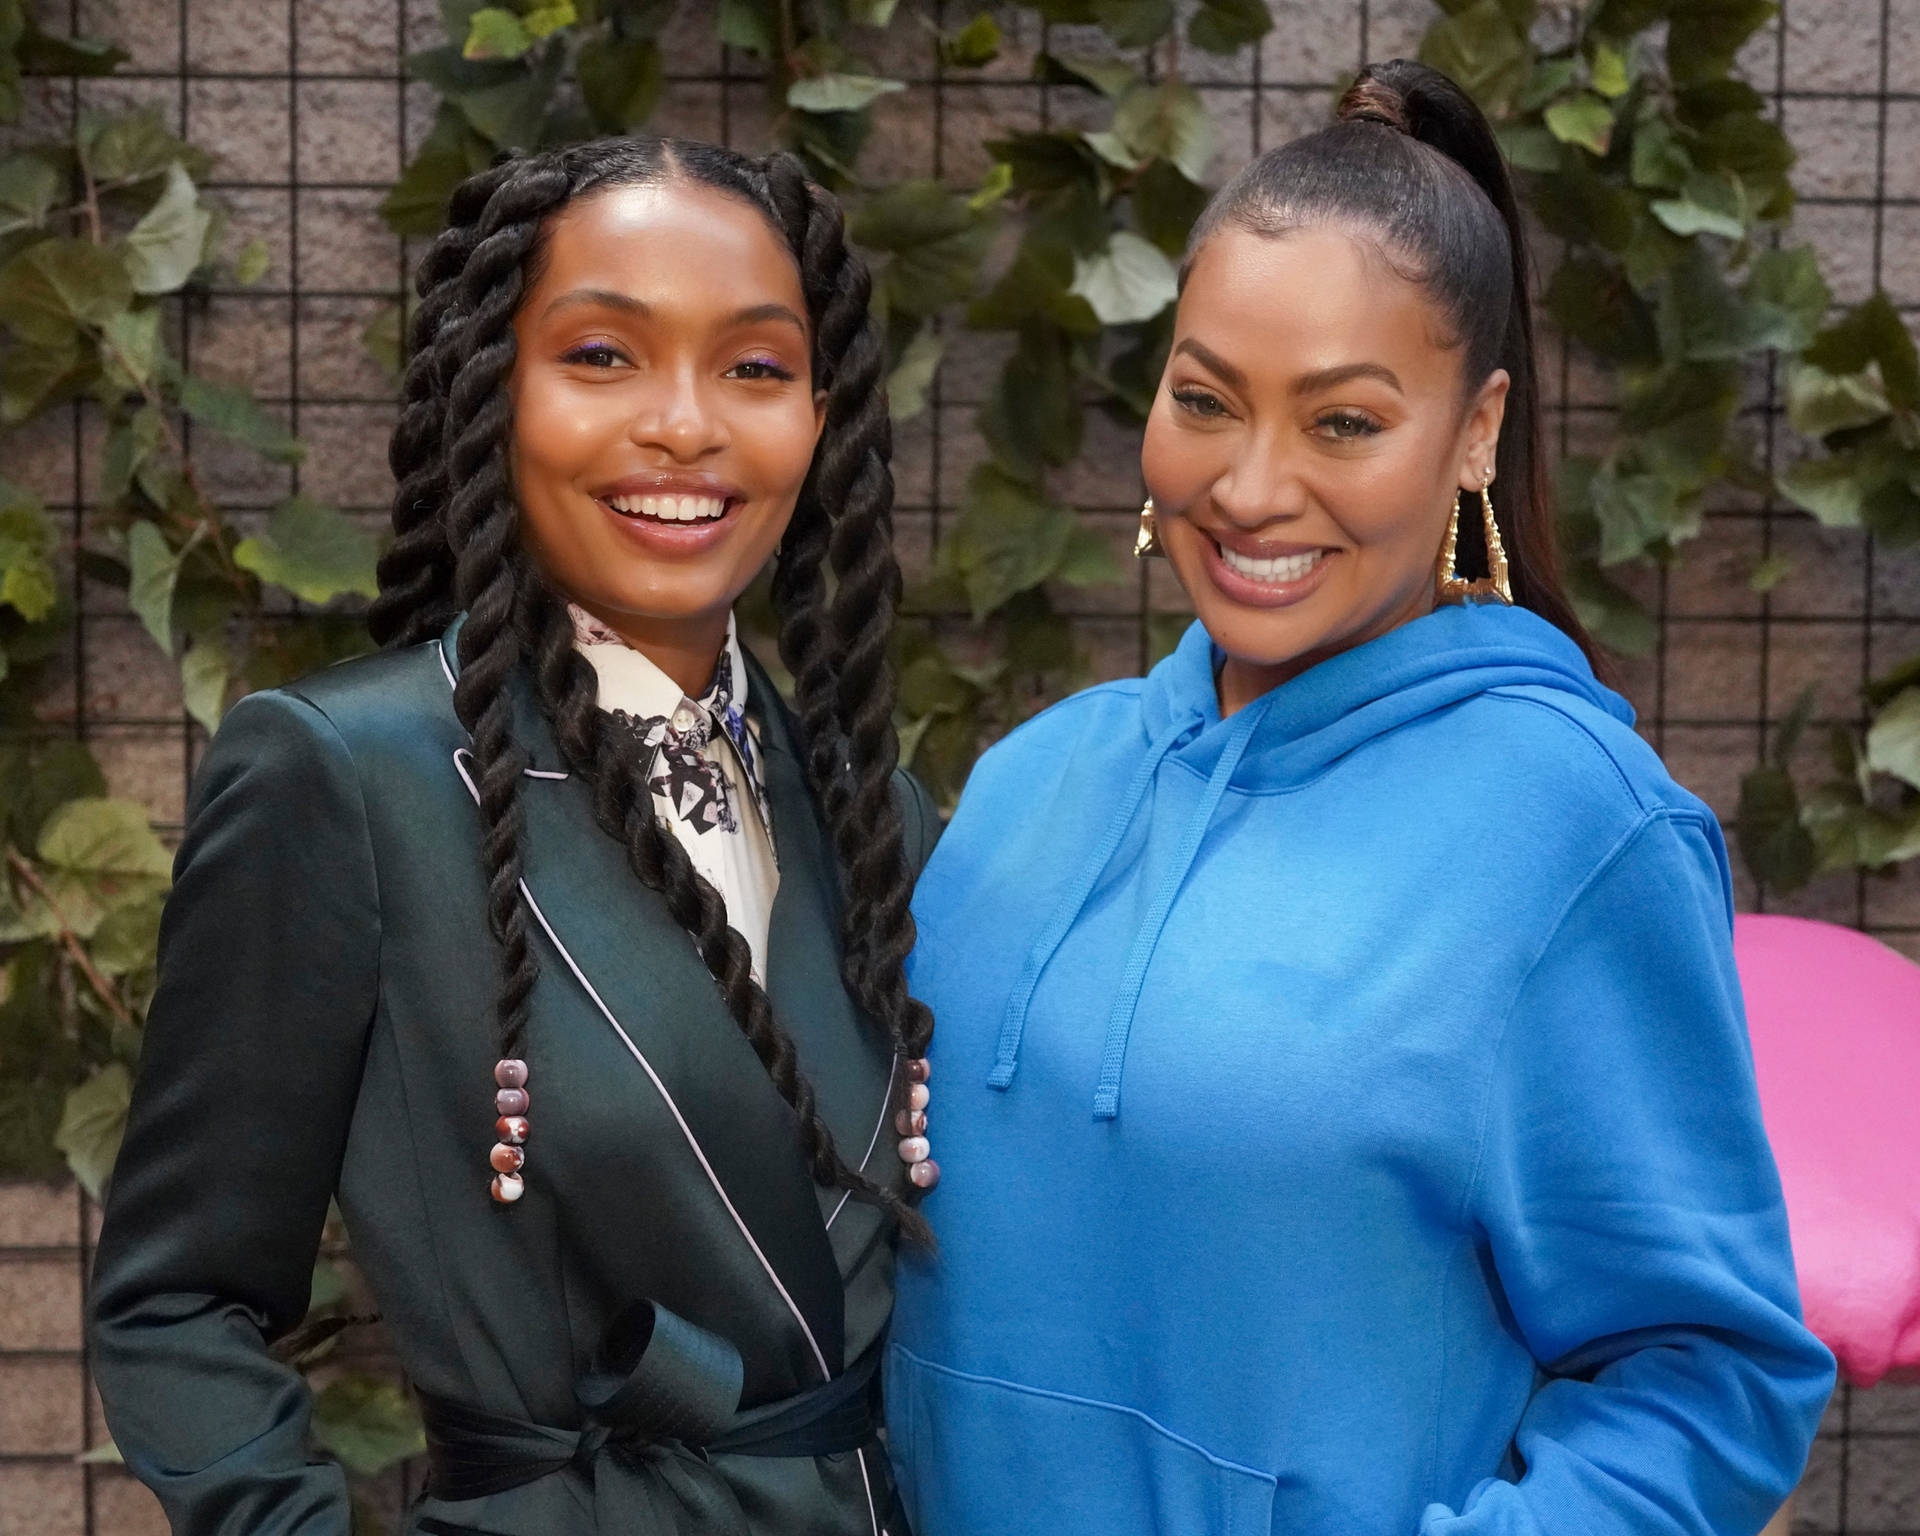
[887,604,1834,1536]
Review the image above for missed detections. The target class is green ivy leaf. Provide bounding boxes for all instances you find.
[233,496,380,605]
[1544,93,1615,156]
[1651,172,1746,239]
[1739,245,1829,353]
[942,465,1080,620]
[85,109,211,190]
[1113,80,1213,183]
[941,13,1001,68]
[852,180,989,324]
[523,2,576,37]
[101,307,165,390]
[1668,0,1778,87]
[1093,0,1174,47]
[886,328,943,422]
[0,155,59,238]
[1188,0,1271,53]
[577,35,662,131]
[122,163,213,295]
[1069,230,1177,325]
[1545,256,1659,365]
[0,335,84,422]
[1736,763,1814,894]
[1130,159,1208,257]
[126,521,182,656]
[180,634,232,735]
[178,373,301,463]
[89,894,163,977]
[1034,54,1139,100]
[1865,687,1920,791]
[979,326,1082,477]
[1748,553,1792,594]
[463,7,533,60]
[1629,113,1693,192]
[849,0,902,22]
[1420,0,1533,114]
[310,1374,426,1477]
[1588,39,1631,97]
[1777,446,1879,528]
[1804,291,1920,412]
[38,798,173,880]
[53,1063,130,1200]
[787,74,906,114]
[1784,360,1890,439]
[234,236,270,285]
[0,480,58,623]
[716,0,777,54]
[0,236,133,347]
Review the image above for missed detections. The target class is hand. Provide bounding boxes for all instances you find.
[897,1058,938,1189]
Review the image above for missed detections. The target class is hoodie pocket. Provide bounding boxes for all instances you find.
[888,1345,1276,1536]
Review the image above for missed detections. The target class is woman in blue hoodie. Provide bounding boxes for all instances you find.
[885,60,1834,1536]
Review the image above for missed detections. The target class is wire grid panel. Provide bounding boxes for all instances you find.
[0,0,1914,1531]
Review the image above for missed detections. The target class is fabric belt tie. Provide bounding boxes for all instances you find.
[417,1300,884,1509]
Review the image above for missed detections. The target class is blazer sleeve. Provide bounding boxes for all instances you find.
[891,767,942,878]
[1420,810,1835,1536]
[89,688,381,1536]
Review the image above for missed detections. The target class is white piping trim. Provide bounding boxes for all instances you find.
[454,749,831,1373]
[437,642,570,780]
[450,720,880,1535]
[827,1053,898,1233]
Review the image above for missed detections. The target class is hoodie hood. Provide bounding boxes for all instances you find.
[988,601,1633,1116]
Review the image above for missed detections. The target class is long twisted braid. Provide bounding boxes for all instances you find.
[762,157,933,1068]
[370,164,517,648]
[375,137,934,1238]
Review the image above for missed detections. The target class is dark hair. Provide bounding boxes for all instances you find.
[370,136,934,1240]
[1185,59,1599,664]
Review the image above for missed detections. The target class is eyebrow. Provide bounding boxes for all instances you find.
[1173,338,1403,397]
[540,289,808,336]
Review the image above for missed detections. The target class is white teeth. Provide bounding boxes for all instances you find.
[607,494,727,522]
[1219,544,1324,584]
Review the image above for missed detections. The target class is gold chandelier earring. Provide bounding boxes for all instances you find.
[1134,496,1164,559]
[1435,468,1512,605]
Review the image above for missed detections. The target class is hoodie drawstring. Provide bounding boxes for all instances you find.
[987,718,1194,1093]
[1092,699,1266,1119]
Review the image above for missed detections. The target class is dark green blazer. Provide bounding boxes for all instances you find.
[89,619,938,1536]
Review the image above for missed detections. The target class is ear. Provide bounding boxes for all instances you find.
[1458,368,1511,490]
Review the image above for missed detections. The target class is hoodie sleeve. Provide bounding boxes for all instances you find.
[1420,809,1834,1536]
[89,689,378,1536]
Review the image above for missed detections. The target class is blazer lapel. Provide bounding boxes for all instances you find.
[438,622,850,1373]
[745,658,902,1230]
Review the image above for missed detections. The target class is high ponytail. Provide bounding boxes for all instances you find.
[1187,59,1597,666]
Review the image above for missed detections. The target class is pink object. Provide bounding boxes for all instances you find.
[1735,914,1920,1386]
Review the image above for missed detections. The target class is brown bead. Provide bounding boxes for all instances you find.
[495,1087,529,1116]
[494,1058,528,1089]
[489,1142,524,1173]
[497,1115,530,1144]
[491,1172,524,1203]
[895,1108,927,1137]
[906,1057,931,1084]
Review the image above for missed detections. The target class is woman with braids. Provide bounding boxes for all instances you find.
[90,136,939,1536]
[888,62,1832,1536]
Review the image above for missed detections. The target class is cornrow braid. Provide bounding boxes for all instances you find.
[376,136,935,1240]
[370,163,517,648]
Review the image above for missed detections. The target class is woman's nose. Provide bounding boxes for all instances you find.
[628,372,727,461]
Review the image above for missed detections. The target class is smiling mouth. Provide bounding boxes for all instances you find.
[599,492,735,524]
[1213,539,1329,585]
